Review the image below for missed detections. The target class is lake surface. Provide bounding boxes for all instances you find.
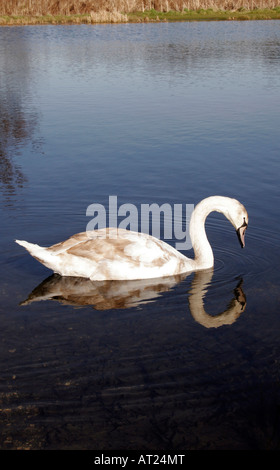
[0,20,280,450]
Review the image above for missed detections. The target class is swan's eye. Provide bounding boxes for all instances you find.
[236,218,247,248]
[241,217,247,228]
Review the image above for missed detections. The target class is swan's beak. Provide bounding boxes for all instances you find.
[236,220,247,248]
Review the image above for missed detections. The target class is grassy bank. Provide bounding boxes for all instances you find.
[0,7,280,24]
[129,6,280,21]
[0,0,280,24]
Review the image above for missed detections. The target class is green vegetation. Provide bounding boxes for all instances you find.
[128,7,280,21]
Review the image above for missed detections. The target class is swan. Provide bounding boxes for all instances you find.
[15,196,248,281]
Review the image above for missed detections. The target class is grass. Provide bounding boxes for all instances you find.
[0,12,128,25]
[0,14,88,25]
[128,6,280,21]
[0,6,280,24]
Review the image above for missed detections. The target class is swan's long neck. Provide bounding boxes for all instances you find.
[189,196,232,269]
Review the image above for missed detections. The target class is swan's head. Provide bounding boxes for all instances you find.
[192,196,248,251]
[226,198,248,248]
[236,217,248,248]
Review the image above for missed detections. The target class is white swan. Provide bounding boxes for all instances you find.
[15,196,248,281]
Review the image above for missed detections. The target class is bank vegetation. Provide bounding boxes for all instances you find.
[0,0,280,24]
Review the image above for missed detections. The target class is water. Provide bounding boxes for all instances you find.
[0,21,280,450]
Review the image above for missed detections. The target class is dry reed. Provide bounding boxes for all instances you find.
[90,10,128,22]
[1,0,279,16]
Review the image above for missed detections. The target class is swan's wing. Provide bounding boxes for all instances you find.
[47,228,189,279]
[47,231,92,254]
[48,228,168,261]
[56,228,172,265]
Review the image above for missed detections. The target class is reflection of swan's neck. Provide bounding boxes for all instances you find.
[190,196,232,269]
[188,269,246,328]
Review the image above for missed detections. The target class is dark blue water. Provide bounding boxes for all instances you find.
[0,21,280,450]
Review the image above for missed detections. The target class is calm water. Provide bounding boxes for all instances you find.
[0,21,280,450]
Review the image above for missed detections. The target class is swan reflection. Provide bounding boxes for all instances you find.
[21,269,246,328]
[21,273,185,310]
[188,270,246,328]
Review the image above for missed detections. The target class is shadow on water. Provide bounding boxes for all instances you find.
[20,269,246,328]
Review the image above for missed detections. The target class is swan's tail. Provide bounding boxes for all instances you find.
[15,239,57,272]
[15,239,43,255]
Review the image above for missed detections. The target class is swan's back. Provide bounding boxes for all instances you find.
[16,228,190,281]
